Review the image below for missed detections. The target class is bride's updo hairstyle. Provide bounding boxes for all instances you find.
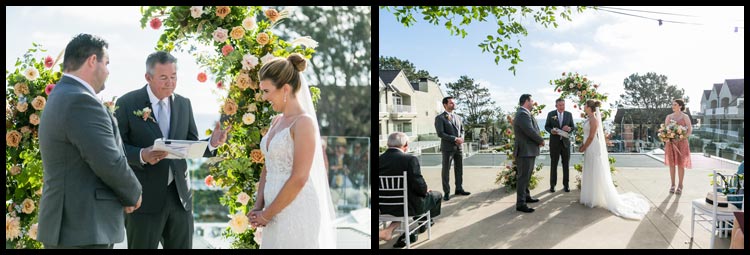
[585,99,602,112]
[259,53,307,94]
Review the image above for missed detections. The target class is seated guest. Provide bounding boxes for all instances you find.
[379,132,442,248]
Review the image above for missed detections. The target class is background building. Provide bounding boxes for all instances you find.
[379,70,445,148]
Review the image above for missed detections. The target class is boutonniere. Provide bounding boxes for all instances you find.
[102,96,118,115]
[552,115,558,121]
[445,113,452,121]
[133,106,155,122]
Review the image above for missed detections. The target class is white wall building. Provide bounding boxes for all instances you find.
[696,78,744,142]
[379,70,445,148]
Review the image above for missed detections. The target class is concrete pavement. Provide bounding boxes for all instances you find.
[379,154,741,249]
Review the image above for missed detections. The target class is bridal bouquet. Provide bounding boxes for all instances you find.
[658,120,686,142]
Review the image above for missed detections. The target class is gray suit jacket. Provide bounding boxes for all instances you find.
[435,111,463,152]
[114,85,215,213]
[513,107,544,157]
[37,76,142,247]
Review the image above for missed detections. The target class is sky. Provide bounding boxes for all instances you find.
[5,6,312,134]
[379,6,744,121]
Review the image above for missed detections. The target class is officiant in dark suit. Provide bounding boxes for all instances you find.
[114,51,230,249]
[544,98,575,193]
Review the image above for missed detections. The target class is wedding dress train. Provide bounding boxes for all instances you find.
[579,112,650,220]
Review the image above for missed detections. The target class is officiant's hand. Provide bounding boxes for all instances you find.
[551,129,558,135]
[142,146,168,165]
[210,122,232,147]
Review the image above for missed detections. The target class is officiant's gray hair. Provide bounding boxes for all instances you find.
[145,51,178,75]
[387,132,409,148]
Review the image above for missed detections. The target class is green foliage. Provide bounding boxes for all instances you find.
[142,6,319,248]
[6,43,63,249]
[382,6,591,75]
[445,75,499,129]
[616,72,688,139]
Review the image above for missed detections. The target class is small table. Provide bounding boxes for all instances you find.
[730,211,744,249]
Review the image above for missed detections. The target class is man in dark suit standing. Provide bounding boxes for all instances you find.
[38,33,142,249]
[435,96,470,201]
[544,98,575,193]
[114,51,230,249]
[513,94,544,213]
[379,132,442,248]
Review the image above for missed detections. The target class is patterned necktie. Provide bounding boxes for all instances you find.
[157,100,173,185]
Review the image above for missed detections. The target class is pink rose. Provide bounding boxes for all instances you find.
[197,72,207,83]
[45,84,55,95]
[44,56,54,69]
[150,18,162,30]
[221,44,234,56]
[205,175,215,187]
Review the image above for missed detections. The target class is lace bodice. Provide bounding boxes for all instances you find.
[260,127,294,179]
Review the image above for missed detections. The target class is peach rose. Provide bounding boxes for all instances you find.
[16,102,28,113]
[32,96,46,111]
[230,26,245,40]
[216,6,231,19]
[35,187,43,196]
[255,92,263,102]
[256,33,270,45]
[9,165,22,176]
[236,192,250,205]
[6,130,22,147]
[228,212,249,234]
[20,126,31,135]
[235,72,251,90]
[21,198,35,214]
[223,99,238,116]
[250,149,264,163]
[28,223,38,240]
[14,83,29,96]
[29,113,40,126]
[264,8,280,22]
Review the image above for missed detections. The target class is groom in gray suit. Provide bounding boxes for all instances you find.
[38,34,143,249]
[513,94,544,213]
[114,51,230,249]
[435,96,470,201]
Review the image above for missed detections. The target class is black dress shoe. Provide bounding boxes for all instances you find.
[443,194,450,201]
[525,197,540,203]
[516,206,535,213]
[418,220,435,233]
[455,190,471,196]
[564,187,571,192]
[549,187,556,192]
[393,233,418,248]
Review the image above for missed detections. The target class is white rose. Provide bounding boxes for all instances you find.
[228,212,249,234]
[236,192,251,205]
[24,67,39,81]
[28,223,38,240]
[242,113,256,125]
[260,52,275,66]
[568,83,574,89]
[242,17,257,31]
[190,6,203,18]
[212,27,229,42]
[241,54,259,70]
[247,103,257,112]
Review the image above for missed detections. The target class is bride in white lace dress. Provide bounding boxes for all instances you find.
[248,53,336,248]
[578,99,650,220]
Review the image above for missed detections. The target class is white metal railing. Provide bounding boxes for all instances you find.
[727,130,739,137]
[726,107,739,115]
[390,104,415,113]
[703,127,714,133]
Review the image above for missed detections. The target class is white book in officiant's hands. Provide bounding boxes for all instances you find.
[552,128,570,139]
[151,138,209,159]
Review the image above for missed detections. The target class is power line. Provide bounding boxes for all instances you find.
[598,8,703,26]
[598,6,700,18]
